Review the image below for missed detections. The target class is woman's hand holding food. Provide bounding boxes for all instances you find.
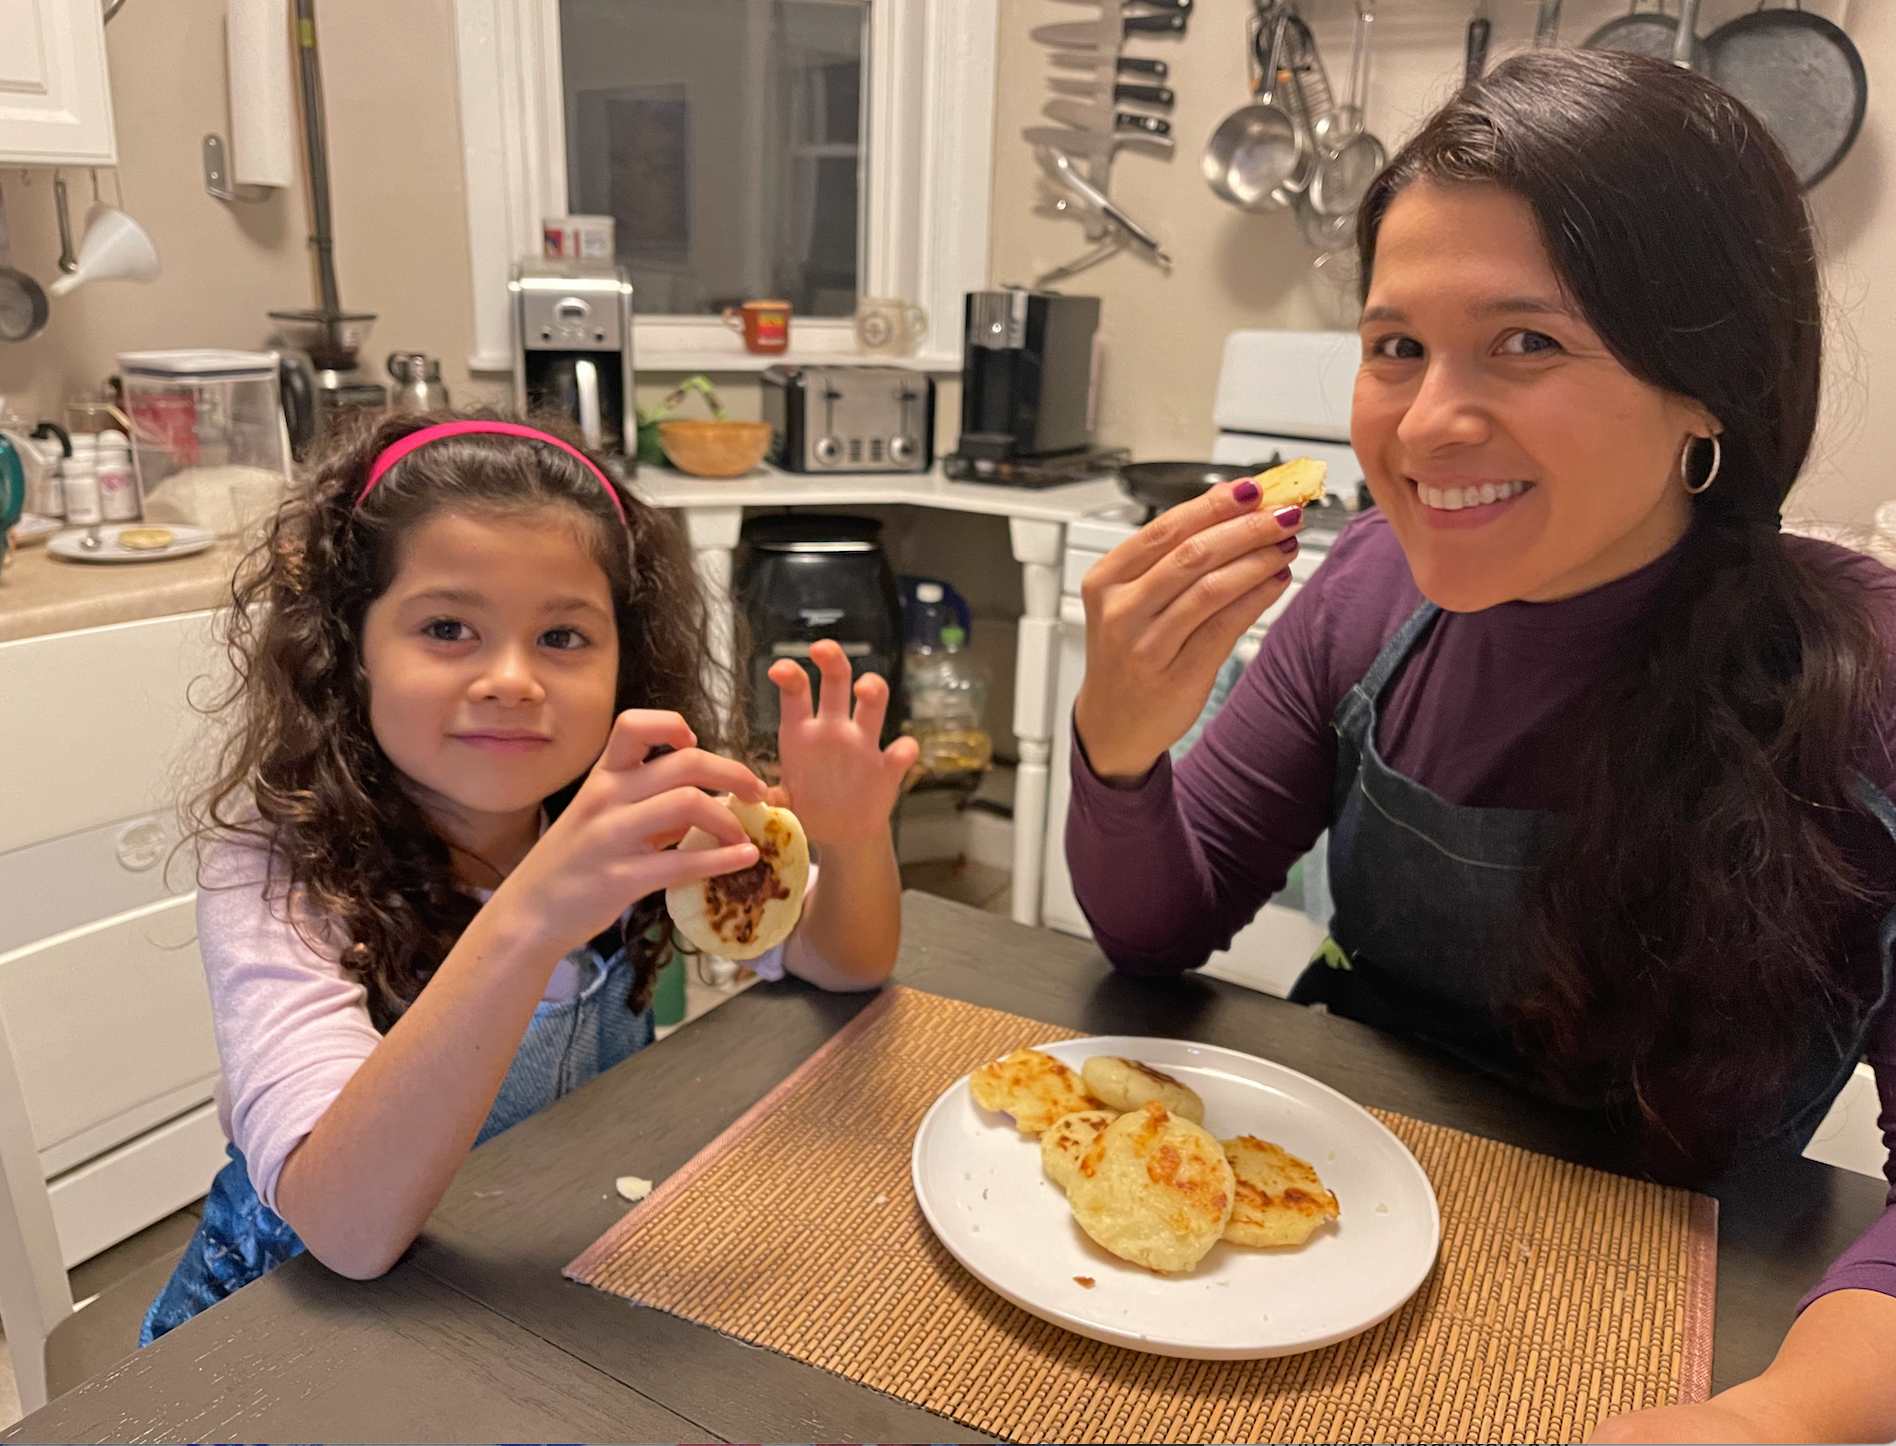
[1074,466,1317,783]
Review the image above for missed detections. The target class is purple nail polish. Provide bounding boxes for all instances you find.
[1274,505,1303,528]
[1274,565,1294,582]
[1276,537,1299,554]
[1233,479,1260,505]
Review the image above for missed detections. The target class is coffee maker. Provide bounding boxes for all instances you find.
[955,287,1100,461]
[510,262,635,468]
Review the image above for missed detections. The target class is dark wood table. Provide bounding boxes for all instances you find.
[11,892,1886,1443]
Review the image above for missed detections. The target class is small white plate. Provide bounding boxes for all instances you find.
[47,523,216,564]
[8,514,61,547]
[911,1035,1441,1360]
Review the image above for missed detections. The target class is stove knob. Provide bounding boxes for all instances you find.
[814,435,842,466]
[889,435,918,466]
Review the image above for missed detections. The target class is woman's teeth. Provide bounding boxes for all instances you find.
[1416,479,1532,511]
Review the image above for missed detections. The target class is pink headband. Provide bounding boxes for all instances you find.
[356,420,628,525]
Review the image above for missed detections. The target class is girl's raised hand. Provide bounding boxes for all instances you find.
[769,639,918,847]
[492,709,768,958]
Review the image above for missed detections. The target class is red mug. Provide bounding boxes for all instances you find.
[722,299,792,354]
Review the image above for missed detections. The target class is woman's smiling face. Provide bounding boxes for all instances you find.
[1352,181,1717,610]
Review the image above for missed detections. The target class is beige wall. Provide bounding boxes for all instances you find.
[990,0,1887,524]
[0,0,497,422]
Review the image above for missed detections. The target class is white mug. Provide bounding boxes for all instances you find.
[854,297,929,356]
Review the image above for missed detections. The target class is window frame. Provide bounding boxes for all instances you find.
[451,0,998,374]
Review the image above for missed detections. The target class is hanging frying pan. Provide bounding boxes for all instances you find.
[1704,3,1866,190]
[0,184,49,345]
[1584,0,1710,71]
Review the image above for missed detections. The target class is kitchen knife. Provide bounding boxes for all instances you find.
[1021,124,1175,158]
[1049,77,1175,108]
[1048,50,1170,80]
[1033,12,1187,49]
[1043,100,1172,138]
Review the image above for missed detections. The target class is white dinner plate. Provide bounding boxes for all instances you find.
[911,1035,1441,1359]
[48,523,215,564]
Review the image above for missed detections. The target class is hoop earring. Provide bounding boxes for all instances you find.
[1682,434,1721,496]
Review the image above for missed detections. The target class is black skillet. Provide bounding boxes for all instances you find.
[1118,460,1271,519]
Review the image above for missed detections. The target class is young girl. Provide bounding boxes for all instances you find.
[142,413,916,1342]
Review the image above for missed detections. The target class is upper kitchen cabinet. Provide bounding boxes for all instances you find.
[0,0,117,166]
[452,0,997,373]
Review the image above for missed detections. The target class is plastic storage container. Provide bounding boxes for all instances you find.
[902,581,993,778]
[117,350,291,531]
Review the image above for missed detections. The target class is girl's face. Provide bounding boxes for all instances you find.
[1352,182,1716,611]
[361,508,620,840]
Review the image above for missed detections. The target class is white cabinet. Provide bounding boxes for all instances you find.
[0,610,227,1266]
[0,0,117,166]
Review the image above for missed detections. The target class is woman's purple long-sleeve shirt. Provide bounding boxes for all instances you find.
[1066,511,1896,1311]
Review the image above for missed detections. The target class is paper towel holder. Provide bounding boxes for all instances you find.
[202,134,272,204]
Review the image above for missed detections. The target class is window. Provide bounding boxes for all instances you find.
[453,0,997,373]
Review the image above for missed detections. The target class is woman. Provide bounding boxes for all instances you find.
[1068,49,1896,1444]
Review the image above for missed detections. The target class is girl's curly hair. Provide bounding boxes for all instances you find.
[190,408,735,1030]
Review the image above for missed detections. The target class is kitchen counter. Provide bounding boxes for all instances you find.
[0,521,243,645]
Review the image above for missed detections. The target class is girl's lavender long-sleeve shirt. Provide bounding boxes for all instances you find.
[1066,510,1896,1311]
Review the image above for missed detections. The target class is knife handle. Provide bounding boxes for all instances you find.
[1464,17,1491,86]
[1133,0,1193,11]
[1114,82,1175,107]
[1115,112,1172,137]
[1118,55,1169,79]
[1124,12,1188,35]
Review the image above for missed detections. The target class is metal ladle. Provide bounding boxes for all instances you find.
[1309,3,1386,221]
[1203,6,1308,212]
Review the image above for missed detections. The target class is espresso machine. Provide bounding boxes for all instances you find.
[952,287,1101,468]
[510,261,636,470]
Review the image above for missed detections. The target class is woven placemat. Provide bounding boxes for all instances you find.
[567,987,1716,1443]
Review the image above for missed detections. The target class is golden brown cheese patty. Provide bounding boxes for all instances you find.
[1067,1102,1235,1273]
[1040,1109,1117,1192]
[969,1048,1101,1136]
[1080,1055,1205,1123]
[1221,1134,1340,1248]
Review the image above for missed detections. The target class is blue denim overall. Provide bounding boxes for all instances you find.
[141,942,654,1345]
[1290,602,1896,1155]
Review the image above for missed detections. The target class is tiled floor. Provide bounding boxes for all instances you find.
[0,856,1013,1423]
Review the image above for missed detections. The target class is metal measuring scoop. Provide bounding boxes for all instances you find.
[1202,6,1309,212]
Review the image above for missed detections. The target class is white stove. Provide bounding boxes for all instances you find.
[1040,330,1364,998]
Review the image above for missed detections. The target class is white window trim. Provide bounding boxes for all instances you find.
[451,0,997,377]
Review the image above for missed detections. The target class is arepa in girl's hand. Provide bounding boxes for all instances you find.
[665,795,810,960]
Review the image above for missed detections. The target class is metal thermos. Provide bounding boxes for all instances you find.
[386,352,451,414]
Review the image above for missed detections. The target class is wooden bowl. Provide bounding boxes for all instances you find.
[658,419,774,478]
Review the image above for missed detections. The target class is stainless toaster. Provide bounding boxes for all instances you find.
[761,365,934,473]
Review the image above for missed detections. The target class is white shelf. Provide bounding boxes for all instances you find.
[631,462,1126,525]
[637,347,963,375]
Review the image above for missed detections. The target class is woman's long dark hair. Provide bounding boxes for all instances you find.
[190,409,734,1028]
[1358,49,1889,1174]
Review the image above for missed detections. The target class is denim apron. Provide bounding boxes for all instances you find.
[1290,601,1896,1155]
[141,942,655,1345]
